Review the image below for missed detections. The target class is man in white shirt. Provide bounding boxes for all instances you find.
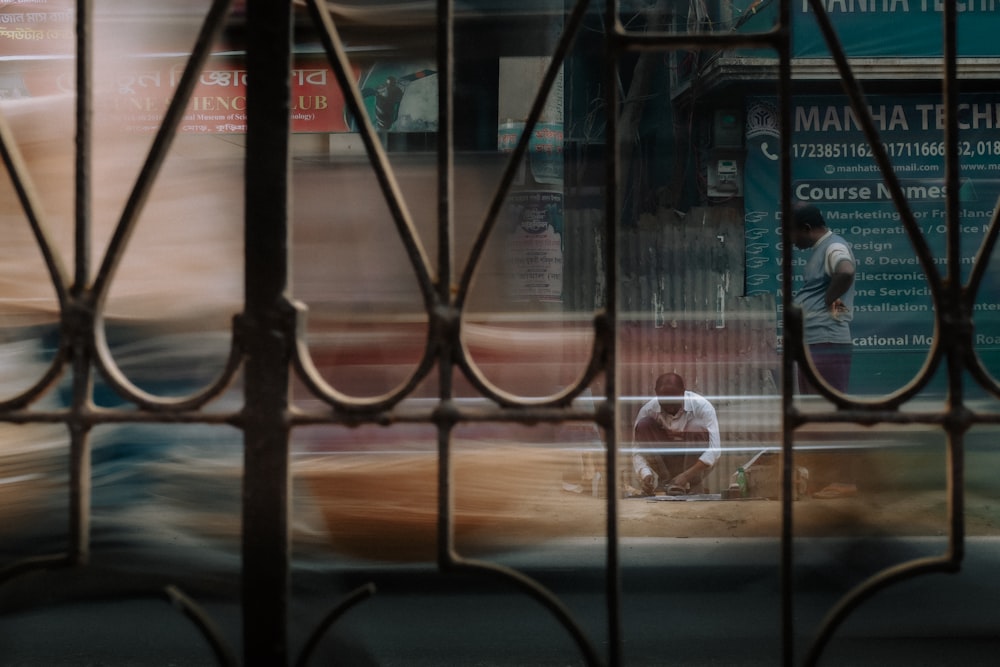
[632,372,721,496]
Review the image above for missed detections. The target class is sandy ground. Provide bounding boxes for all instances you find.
[291,446,1000,561]
[4,438,998,564]
[4,442,1000,666]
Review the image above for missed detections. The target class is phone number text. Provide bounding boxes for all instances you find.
[793,141,1000,159]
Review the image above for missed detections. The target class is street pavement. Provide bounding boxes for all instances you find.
[4,514,1000,666]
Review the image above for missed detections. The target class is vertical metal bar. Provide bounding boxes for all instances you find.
[67,420,92,565]
[68,0,94,567]
[92,0,235,306]
[943,4,960,289]
[436,0,457,566]
[438,0,453,298]
[242,0,294,664]
[941,0,966,565]
[606,2,622,665]
[777,1,795,665]
[74,0,91,289]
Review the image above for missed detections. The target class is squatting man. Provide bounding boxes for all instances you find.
[631,372,721,496]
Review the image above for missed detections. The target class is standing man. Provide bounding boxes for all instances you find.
[371,75,405,149]
[790,202,858,498]
[632,372,721,496]
[375,76,405,131]
[791,202,856,393]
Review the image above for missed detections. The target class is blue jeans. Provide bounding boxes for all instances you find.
[798,342,852,394]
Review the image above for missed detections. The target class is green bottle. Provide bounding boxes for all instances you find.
[736,467,748,498]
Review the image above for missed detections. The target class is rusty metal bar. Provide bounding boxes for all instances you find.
[302,0,435,296]
[67,0,95,569]
[433,2,608,663]
[941,0,967,571]
[0,97,71,311]
[293,583,377,667]
[437,0,455,300]
[798,0,942,409]
[795,2,966,665]
[0,2,985,666]
[165,585,240,667]
[92,0,236,315]
[454,0,590,313]
[605,2,623,665]
[454,0,600,411]
[241,0,295,664]
[777,0,796,660]
[73,0,92,291]
[435,0,459,569]
[295,0,438,415]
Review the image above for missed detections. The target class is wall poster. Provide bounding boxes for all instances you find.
[744,93,1000,395]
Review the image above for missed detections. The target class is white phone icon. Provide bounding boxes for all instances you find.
[761,142,779,161]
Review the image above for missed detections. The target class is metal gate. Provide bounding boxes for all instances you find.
[0,1,993,666]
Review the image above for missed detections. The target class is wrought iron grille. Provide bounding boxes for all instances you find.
[0,1,993,666]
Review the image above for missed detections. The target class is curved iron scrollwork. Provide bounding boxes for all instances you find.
[0,1,989,666]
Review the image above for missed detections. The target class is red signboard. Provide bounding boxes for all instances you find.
[0,0,349,133]
[10,55,353,134]
[104,58,352,134]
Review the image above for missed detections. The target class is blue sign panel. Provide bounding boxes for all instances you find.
[732,0,1000,57]
[744,94,1000,395]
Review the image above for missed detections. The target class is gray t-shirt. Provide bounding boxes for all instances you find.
[793,230,855,345]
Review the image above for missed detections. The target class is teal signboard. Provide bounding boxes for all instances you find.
[733,0,1000,57]
[744,94,1000,395]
